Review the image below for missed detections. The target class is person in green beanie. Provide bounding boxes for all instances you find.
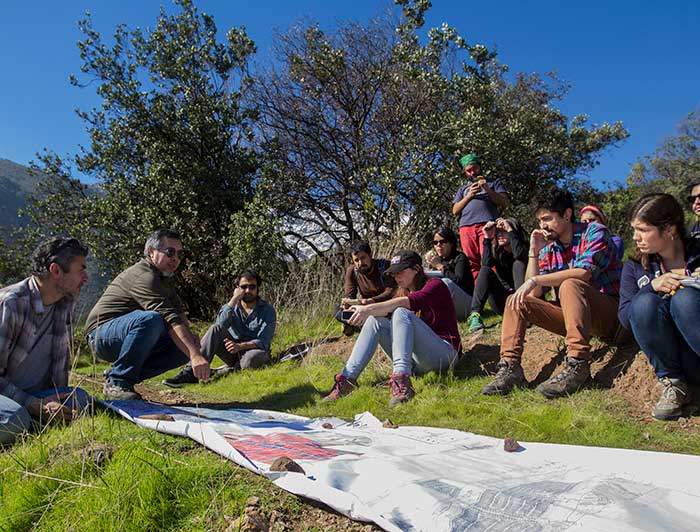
[452,154,509,284]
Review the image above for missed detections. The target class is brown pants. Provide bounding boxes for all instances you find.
[500,278,619,361]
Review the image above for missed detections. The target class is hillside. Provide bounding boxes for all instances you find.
[0,158,44,237]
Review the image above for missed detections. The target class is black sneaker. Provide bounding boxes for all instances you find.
[536,356,591,398]
[162,368,198,388]
[481,359,525,395]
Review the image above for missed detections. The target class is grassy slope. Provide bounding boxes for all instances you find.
[2,313,699,532]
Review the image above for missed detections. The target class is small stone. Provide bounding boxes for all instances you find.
[138,413,175,421]
[504,438,520,452]
[382,419,398,429]
[246,496,260,508]
[269,456,305,474]
[643,432,650,440]
[86,444,113,469]
[322,422,333,429]
[227,510,269,532]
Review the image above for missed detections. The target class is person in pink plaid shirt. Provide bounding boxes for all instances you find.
[482,187,622,399]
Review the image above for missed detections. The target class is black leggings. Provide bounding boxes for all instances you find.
[470,261,526,315]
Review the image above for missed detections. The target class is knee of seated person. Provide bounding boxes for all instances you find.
[669,286,700,316]
[629,291,664,323]
[135,311,166,330]
[558,277,588,294]
[391,307,412,320]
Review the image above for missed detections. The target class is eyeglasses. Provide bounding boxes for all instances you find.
[433,239,448,245]
[238,284,258,290]
[159,247,187,259]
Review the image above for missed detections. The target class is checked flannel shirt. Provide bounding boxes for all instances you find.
[537,221,622,296]
[0,277,73,407]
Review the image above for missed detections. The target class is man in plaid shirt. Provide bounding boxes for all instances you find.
[482,188,622,398]
[0,237,89,444]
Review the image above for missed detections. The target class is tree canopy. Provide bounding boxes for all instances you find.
[4,0,633,314]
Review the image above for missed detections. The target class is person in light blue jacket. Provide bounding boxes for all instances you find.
[164,269,276,387]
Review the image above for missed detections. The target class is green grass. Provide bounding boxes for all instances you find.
[4,311,700,531]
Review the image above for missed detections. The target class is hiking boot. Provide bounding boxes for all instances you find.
[322,374,358,402]
[162,368,198,388]
[481,359,525,395]
[468,312,485,333]
[536,356,591,398]
[103,380,141,401]
[652,377,692,421]
[388,373,415,407]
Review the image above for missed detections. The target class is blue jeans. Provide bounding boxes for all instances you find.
[0,387,91,445]
[629,289,700,383]
[88,310,189,388]
[441,278,472,321]
[342,307,458,379]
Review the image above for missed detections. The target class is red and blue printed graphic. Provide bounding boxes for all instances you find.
[224,432,345,463]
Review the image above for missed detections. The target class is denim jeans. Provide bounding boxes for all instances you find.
[342,307,458,379]
[0,387,91,445]
[628,289,700,383]
[440,278,472,321]
[88,310,189,388]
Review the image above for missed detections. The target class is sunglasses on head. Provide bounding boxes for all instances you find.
[159,247,186,259]
[433,239,448,245]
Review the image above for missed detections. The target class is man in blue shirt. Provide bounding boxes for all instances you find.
[163,269,276,387]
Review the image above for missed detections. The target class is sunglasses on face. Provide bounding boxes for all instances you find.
[433,239,448,245]
[688,194,700,203]
[238,284,258,290]
[159,247,186,259]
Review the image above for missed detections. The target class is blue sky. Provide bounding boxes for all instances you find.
[1,0,699,188]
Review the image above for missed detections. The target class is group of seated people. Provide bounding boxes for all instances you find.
[1,159,699,445]
[0,229,277,444]
[331,159,700,422]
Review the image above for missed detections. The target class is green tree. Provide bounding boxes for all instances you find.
[602,111,700,241]
[253,0,628,255]
[22,0,263,317]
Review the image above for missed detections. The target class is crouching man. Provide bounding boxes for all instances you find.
[85,229,210,400]
[164,269,276,387]
[1,237,90,444]
[482,188,622,398]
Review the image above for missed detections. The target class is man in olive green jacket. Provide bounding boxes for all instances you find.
[85,229,210,400]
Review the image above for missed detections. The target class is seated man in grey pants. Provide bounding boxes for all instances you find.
[163,269,276,387]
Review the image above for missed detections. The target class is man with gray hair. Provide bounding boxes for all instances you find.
[1,237,90,444]
[85,228,210,400]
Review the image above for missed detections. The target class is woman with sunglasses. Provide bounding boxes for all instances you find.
[323,250,461,407]
[618,193,700,421]
[425,226,474,320]
[467,217,527,333]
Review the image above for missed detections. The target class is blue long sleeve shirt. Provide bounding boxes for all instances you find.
[216,298,277,352]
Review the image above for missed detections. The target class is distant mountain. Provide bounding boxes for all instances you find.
[0,158,45,237]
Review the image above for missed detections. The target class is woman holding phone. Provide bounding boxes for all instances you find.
[618,193,700,420]
[323,250,461,407]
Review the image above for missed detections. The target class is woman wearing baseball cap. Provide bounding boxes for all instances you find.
[323,250,462,407]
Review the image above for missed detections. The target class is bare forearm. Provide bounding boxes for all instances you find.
[365,296,410,316]
[170,323,201,359]
[533,268,592,288]
[487,190,508,208]
[452,197,469,216]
